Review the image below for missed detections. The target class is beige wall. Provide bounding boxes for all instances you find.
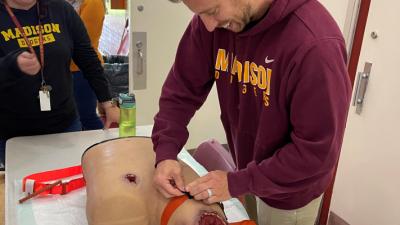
[130,1,226,149]
[329,0,400,224]
[319,0,349,31]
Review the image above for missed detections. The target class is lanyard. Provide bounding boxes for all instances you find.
[4,1,48,89]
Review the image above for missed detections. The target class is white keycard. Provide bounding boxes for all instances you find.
[39,90,51,111]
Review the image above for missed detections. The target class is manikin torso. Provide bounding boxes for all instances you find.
[82,137,227,225]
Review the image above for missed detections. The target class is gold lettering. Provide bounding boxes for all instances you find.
[230,57,242,83]
[14,28,22,38]
[266,68,272,95]
[242,84,247,94]
[250,62,258,86]
[51,23,61,33]
[31,37,39,46]
[43,24,52,33]
[253,87,257,96]
[235,60,243,82]
[34,25,42,34]
[31,26,38,35]
[1,29,15,41]
[18,38,27,47]
[215,49,229,71]
[215,70,220,79]
[241,61,249,83]
[263,91,270,107]
[230,56,237,75]
[43,34,55,44]
[22,27,32,36]
[35,25,39,34]
[258,66,267,90]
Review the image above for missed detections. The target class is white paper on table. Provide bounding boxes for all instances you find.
[178,149,250,223]
[15,179,87,225]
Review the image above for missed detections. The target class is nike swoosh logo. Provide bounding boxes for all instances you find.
[265,56,275,64]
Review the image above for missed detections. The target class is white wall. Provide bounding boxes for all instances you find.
[319,0,350,31]
[328,0,400,224]
[130,1,227,149]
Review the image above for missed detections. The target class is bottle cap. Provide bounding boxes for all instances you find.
[119,93,135,108]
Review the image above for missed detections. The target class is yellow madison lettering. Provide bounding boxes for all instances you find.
[263,91,270,107]
[34,25,42,34]
[22,27,33,36]
[51,23,61,33]
[14,28,22,39]
[242,84,247,94]
[250,62,258,86]
[263,68,272,95]
[17,34,56,48]
[1,29,15,41]
[18,37,39,47]
[215,49,229,71]
[230,56,236,74]
[43,34,55,43]
[231,57,243,79]
[242,61,250,83]
[43,24,52,33]
[17,38,25,47]
[257,66,268,90]
[215,71,220,79]
[30,26,38,35]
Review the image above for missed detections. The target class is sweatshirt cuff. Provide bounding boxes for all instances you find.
[227,168,251,197]
[96,91,112,103]
[155,142,180,166]
[8,49,25,77]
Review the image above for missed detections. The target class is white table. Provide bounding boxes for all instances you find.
[5,126,153,225]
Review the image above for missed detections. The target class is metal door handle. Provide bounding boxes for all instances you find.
[136,49,143,75]
[136,41,144,75]
[352,62,372,114]
[130,32,146,90]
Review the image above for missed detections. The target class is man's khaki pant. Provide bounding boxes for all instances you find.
[256,195,322,225]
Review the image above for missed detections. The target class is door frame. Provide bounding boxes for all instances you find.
[317,0,371,224]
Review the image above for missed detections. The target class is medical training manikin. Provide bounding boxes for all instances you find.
[81,137,229,225]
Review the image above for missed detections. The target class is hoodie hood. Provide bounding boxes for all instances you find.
[240,0,309,36]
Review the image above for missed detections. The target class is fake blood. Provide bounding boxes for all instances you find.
[125,174,137,183]
[199,212,228,225]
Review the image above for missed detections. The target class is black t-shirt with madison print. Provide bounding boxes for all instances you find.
[0,0,111,139]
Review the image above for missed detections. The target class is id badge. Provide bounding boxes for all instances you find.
[39,90,51,111]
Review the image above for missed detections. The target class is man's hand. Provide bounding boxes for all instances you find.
[17,51,41,75]
[185,170,231,204]
[99,101,120,129]
[153,159,185,198]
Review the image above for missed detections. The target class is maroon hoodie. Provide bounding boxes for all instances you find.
[152,0,351,209]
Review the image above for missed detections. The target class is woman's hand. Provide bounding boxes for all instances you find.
[17,51,41,75]
[99,101,120,129]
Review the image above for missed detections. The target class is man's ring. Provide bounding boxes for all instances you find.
[207,188,213,198]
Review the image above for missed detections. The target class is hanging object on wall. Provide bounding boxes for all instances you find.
[110,0,126,9]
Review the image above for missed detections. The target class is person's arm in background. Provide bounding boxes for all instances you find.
[64,1,119,128]
[70,0,105,72]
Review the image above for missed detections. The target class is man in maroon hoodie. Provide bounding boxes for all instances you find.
[152,0,351,224]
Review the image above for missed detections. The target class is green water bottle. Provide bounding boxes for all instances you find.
[119,93,136,137]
